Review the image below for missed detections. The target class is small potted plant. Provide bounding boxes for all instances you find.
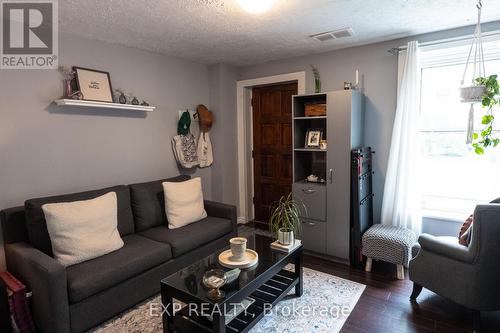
[269,193,305,245]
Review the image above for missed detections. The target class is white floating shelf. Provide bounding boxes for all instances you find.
[54,99,155,112]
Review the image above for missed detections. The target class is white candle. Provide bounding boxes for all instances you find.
[355,69,359,85]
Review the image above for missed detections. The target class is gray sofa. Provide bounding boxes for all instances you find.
[409,200,500,333]
[0,175,237,333]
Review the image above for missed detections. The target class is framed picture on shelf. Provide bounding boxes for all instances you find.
[73,67,114,102]
[305,129,323,148]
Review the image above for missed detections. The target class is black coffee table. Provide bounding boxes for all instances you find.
[160,234,303,333]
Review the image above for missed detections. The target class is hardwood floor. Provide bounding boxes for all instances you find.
[302,254,500,333]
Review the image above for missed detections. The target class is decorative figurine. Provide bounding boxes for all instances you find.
[141,101,149,106]
[119,93,127,104]
[131,97,139,105]
[114,89,127,104]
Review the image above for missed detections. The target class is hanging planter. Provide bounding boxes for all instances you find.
[459,0,486,145]
[460,85,486,103]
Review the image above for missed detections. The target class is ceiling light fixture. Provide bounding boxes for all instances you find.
[238,0,274,14]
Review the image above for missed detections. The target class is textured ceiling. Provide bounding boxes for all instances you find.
[59,0,500,66]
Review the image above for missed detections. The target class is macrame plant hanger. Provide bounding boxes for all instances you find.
[460,0,486,144]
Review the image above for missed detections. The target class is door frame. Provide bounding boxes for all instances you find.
[236,71,306,224]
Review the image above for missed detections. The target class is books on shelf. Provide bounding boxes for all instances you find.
[270,239,302,253]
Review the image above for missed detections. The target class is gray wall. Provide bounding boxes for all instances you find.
[2,21,500,270]
[238,21,500,234]
[208,64,239,207]
[239,39,400,227]
[0,33,214,270]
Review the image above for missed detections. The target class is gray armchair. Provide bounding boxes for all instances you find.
[409,202,500,333]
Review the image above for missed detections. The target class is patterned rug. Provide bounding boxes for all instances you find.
[90,267,365,333]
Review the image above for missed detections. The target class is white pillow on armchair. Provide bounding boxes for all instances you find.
[162,177,207,229]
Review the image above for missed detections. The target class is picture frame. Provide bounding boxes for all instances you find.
[73,67,114,103]
[305,129,323,147]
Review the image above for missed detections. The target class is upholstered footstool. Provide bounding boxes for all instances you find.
[362,224,417,280]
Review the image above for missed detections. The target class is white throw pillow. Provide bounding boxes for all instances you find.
[162,177,207,229]
[42,192,124,267]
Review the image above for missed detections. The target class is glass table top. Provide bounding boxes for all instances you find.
[161,233,301,304]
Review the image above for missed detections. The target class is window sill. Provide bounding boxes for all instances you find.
[421,210,465,224]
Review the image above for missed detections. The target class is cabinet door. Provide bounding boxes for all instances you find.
[300,219,326,254]
[292,182,326,221]
[325,91,355,260]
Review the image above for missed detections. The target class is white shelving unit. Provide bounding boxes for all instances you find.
[54,99,155,112]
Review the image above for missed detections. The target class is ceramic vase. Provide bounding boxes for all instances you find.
[278,228,294,246]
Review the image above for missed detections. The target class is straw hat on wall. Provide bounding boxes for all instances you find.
[196,104,214,133]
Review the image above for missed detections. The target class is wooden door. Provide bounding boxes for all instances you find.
[252,82,297,225]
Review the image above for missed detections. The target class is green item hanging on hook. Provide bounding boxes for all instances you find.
[178,110,191,135]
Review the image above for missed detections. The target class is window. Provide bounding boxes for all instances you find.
[418,36,500,220]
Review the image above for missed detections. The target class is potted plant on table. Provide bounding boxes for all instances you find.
[269,193,305,246]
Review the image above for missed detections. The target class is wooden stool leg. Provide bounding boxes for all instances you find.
[365,258,372,272]
[396,264,405,280]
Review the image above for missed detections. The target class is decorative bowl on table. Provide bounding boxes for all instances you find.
[202,269,227,300]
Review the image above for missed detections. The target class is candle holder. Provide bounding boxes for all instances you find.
[203,269,227,300]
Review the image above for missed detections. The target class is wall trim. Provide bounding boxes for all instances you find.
[236,71,306,224]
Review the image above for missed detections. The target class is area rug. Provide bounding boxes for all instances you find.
[90,267,365,333]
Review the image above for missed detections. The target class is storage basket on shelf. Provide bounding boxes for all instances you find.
[304,103,326,117]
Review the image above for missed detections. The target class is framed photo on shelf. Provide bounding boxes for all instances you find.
[73,67,114,103]
[305,129,323,148]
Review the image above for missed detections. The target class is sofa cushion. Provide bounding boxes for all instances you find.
[42,192,124,267]
[139,217,232,257]
[25,185,134,256]
[129,175,191,232]
[163,177,207,229]
[66,234,172,303]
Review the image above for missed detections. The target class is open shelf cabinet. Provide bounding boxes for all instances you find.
[292,90,364,262]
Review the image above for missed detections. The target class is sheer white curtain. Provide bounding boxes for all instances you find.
[381,41,422,234]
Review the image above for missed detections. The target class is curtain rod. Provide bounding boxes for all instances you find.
[387,29,500,55]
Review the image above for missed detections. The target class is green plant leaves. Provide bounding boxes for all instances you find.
[482,115,494,125]
[471,75,500,155]
[268,192,305,238]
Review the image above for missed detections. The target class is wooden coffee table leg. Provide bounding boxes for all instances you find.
[161,284,174,333]
[295,250,303,297]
